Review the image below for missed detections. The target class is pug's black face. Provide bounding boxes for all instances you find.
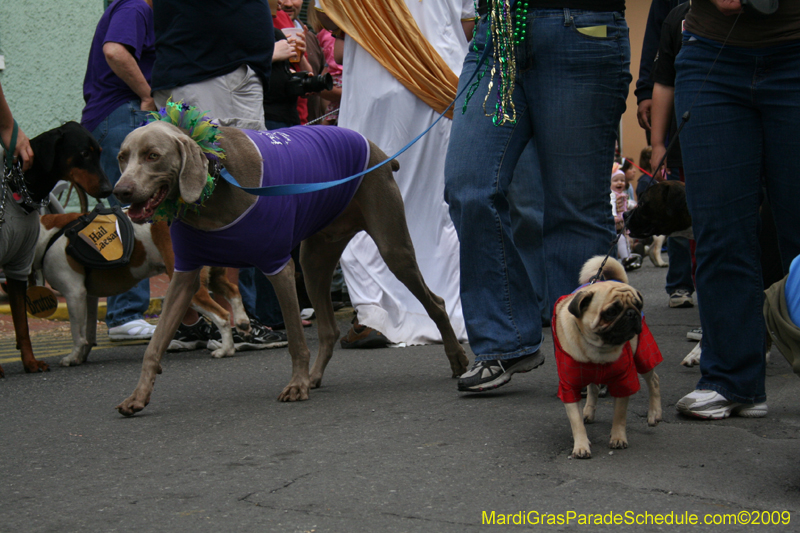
[597,302,643,346]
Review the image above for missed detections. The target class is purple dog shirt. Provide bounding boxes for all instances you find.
[171,126,370,274]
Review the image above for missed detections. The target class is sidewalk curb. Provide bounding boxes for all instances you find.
[0,297,164,321]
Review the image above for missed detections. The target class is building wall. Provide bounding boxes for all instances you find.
[0,1,103,137]
[621,2,651,172]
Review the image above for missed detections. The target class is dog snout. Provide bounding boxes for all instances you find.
[113,182,135,204]
[97,173,114,198]
[625,308,643,334]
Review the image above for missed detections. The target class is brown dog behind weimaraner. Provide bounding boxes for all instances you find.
[112,120,468,415]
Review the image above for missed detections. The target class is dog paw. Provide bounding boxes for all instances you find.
[277,380,310,402]
[309,372,323,389]
[59,355,85,367]
[648,407,663,427]
[681,343,702,367]
[0,364,4,378]
[583,409,596,424]
[116,393,150,417]
[449,351,469,378]
[210,347,235,359]
[23,360,50,374]
[609,436,628,449]
[571,445,592,459]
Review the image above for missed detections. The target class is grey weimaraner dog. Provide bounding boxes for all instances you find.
[113,120,468,415]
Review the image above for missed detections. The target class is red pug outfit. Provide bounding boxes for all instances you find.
[552,290,663,404]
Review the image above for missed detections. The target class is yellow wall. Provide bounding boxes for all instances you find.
[621,2,651,169]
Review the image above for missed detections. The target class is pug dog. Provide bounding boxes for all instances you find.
[553,256,663,459]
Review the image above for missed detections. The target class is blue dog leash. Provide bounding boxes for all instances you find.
[219,18,496,197]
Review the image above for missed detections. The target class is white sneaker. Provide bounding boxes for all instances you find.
[686,327,703,341]
[108,319,156,341]
[676,389,767,420]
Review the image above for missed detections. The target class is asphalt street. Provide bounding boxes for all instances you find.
[2,257,799,532]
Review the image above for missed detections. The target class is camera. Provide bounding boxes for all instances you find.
[286,71,333,97]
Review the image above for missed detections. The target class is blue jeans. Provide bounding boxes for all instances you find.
[510,141,550,325]
[675,36,800,404]
[665,168,694,296]
[92,101,152,327]
[238,267,284,328]
[445,9,631,360]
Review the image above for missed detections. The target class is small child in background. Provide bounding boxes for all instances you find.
[611,165,641,271]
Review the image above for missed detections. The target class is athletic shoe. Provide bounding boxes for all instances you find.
[206,320,288,352]
[457,350,545,392]
[109,319,156,341]
[167,319,214,352]
[669,289,694,308]
[676,389,768,420]
[247,318,289,347]
[686,327,703,341]
[622,254,643,271]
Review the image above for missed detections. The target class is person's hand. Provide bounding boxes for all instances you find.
[140,96,157,112]
[615,193,626,213]
[2,125,34,172]
[287,32,306,62]
[13,128,33,172]
[650,144,667,179]
[710,0,743,15]
[637,99,652,132]
[272,39,295,62]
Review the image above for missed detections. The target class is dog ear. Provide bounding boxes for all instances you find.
[175,135,209,203]
[32,126,64,175]
[568,291,594,319]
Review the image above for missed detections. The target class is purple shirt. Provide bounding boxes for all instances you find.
[171,126,370,274]
[81,0,155,133]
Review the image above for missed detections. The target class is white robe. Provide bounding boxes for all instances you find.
[338,1,473,344]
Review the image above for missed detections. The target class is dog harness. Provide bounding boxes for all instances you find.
[552,292,663,404]
[170,126,370,274]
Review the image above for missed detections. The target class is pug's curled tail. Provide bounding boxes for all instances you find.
[579,255,628,285]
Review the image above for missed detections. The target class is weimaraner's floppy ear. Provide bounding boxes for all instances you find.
[175,135,209,203]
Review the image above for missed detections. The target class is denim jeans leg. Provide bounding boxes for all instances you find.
[664,169,694,295]
[509,141,549,325]
[445,9,629,359]
[254,270,285,328]
[673,39,800,404]
[93,101,152,327]
[445,17,541,361]
[238,267,258,318]
[526,10,631,303]
[106,279,151,327]
[665,236,693,294]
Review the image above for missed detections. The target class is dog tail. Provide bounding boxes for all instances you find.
[579,255,628,285]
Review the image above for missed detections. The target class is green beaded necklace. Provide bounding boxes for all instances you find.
[462,0,528,127]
